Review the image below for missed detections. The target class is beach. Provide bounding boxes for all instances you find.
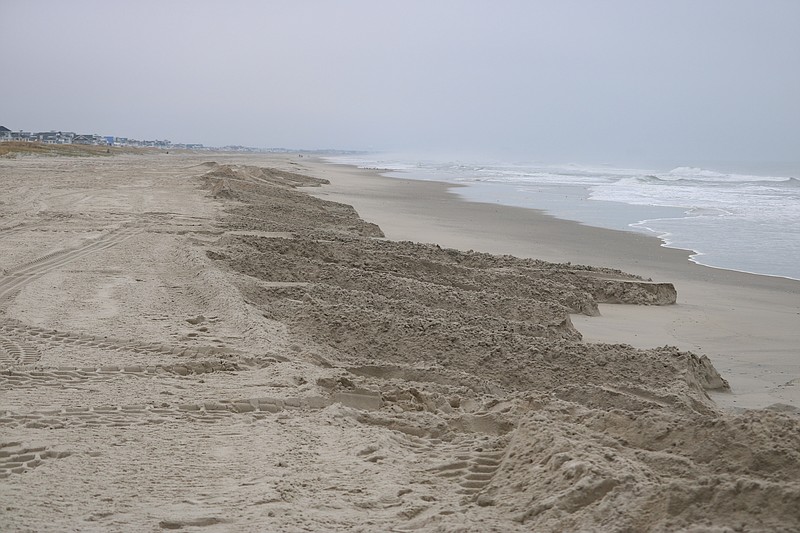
[303,158,800,411]
[1,149,799,532]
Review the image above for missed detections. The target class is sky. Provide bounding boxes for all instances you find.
[2,0,799,165]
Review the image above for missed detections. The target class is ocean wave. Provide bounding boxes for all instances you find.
[662,166,791,183]
[620,173,800,196]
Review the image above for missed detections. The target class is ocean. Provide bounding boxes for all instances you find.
[326,154,800,281]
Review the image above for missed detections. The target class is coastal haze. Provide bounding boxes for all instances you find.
[2,0,799,165]
[2,2,800,532]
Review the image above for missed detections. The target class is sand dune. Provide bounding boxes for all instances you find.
[1,153,798,531]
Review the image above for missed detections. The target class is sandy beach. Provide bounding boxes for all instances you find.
[302,159,800,411]
[1,149,799,532]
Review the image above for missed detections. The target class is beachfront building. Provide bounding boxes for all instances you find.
[35,131,76,144]
[2,125,230,152]
[0,127,35,142]
[0,127,81,144]
[72,134,107,145]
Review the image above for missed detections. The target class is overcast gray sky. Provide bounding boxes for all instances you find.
[2,0,798,164]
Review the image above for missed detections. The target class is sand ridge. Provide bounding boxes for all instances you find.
[1,153,798,532]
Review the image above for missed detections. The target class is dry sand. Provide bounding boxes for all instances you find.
[1,151,798,532]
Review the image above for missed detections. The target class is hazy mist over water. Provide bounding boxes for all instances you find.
[2,0,799,168]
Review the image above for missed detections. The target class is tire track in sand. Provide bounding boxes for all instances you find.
[0,335,40,367]
[0,319,244,372]
[0,223,32,241]
[0,441,71,480]
[0,360,242,389]
[425,438,509,502]
[0,225,143,305]
[0,394,333,430]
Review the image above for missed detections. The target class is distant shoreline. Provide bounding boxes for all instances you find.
[320,154,800,281]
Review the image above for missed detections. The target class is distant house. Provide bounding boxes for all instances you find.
[35,131,76,144]
[0,129,34,142]
[36,131,69,144]
[1,126,177,149]
[72,134,105,145]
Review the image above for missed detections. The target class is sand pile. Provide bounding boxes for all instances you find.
[1,155,798,532]
[204,166,722,398]
[198,164,799,531]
